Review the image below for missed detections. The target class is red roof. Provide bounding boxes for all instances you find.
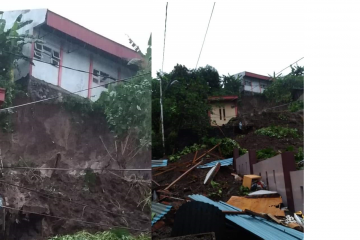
[244,71,271,81]
[46,10,141,60]
[208,95,238,101]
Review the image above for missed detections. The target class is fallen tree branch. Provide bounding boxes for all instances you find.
[164,160,203,191]
[99,136,117,162]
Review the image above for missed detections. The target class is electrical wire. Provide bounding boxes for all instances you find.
[276,57,304,76]
[195,2,216,69]
[162,2,168,72]
[0,180,150,223]
[2,205,148,232]
[1,50,138,82]
[0,71,150,112]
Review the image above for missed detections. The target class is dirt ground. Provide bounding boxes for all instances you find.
[0,170,151,240]
[0,95,151,239]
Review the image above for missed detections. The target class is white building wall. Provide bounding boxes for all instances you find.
[61,48,90,98]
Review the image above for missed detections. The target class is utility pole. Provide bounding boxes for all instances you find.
[159,75,165,155]
[160,2,168,156]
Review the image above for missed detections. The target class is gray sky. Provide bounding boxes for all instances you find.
[152,1,305,77]
[3,1,305,77]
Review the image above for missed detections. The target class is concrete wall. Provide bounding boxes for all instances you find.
[252,154,288,206]
[209,101,237,126]
[235,152,251,176]
[290,170,304,213]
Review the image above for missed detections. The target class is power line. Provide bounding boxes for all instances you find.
[0,71,150,112]
[276,57,304,76]
[162,2,168,72]
[0,180,150,223]
[195,2,216,69]
[2,205,148,232]
[1,50,144,83]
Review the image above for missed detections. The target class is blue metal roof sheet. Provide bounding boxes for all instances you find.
[189,194,304,240]
[197,158,233,169]
[152,202,172,226]
[152,159,168,168]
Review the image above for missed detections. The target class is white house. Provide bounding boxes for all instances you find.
[2,9,141,101]
[233,71,272,94]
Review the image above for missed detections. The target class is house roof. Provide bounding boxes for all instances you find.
[189,194,304,240]
[45,10,141,60]
[243,71,271,81]
[208,95,238,101]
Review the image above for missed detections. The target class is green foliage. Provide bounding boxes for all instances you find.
[264,66,304,103]
[208,180,222,198]
[239,185,250,196]
[202,137,247,157]
[288,100,304,112]
[278,113,288,121]
[256,148,277,160]
[152,64,212,156]
[151,212,156,220]
[49,230,150,240]
[62,95,104,117]
[169,143,206,162]
[295,147,304,162]
[0,13,35,132]
[255,126,300,139]
[222,74,242,96]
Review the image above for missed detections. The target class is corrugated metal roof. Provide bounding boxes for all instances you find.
[189,194,304,240]
[152,202,172,226]
[152,160,168,168]
[197,158,233,169]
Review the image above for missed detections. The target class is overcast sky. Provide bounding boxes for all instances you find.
[3,1,305,77]
[152,1,305,77]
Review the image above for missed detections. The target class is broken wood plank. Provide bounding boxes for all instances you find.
[192,150,198,164]
[153,167,177,177]
[152,180,160,186]
[164,160,203,191]
[267,214,284,225]
[193,144,221,163]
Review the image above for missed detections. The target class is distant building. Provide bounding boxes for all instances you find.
[233,71,272,94]
[208,96,238,126]
[2,9,141,101]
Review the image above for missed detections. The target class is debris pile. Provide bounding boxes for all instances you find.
[152,145,304,239]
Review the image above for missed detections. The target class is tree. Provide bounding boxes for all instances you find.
[222,74,242,96]
[0,13,35,131]
[196,65,221,94]
[264,65,304,103]
[152,64,213,157]
[97,34,151,169]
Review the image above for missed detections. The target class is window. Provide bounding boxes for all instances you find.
[245,80,251,86]
[223,108,226,121]
[93,69,113,88]
[34,43,60,66]
[261,84,267,89]
[219,108,222,120]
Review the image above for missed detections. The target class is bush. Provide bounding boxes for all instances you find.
[255,126,300,139]
[288,100,304,112]
[256,148,278,160]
